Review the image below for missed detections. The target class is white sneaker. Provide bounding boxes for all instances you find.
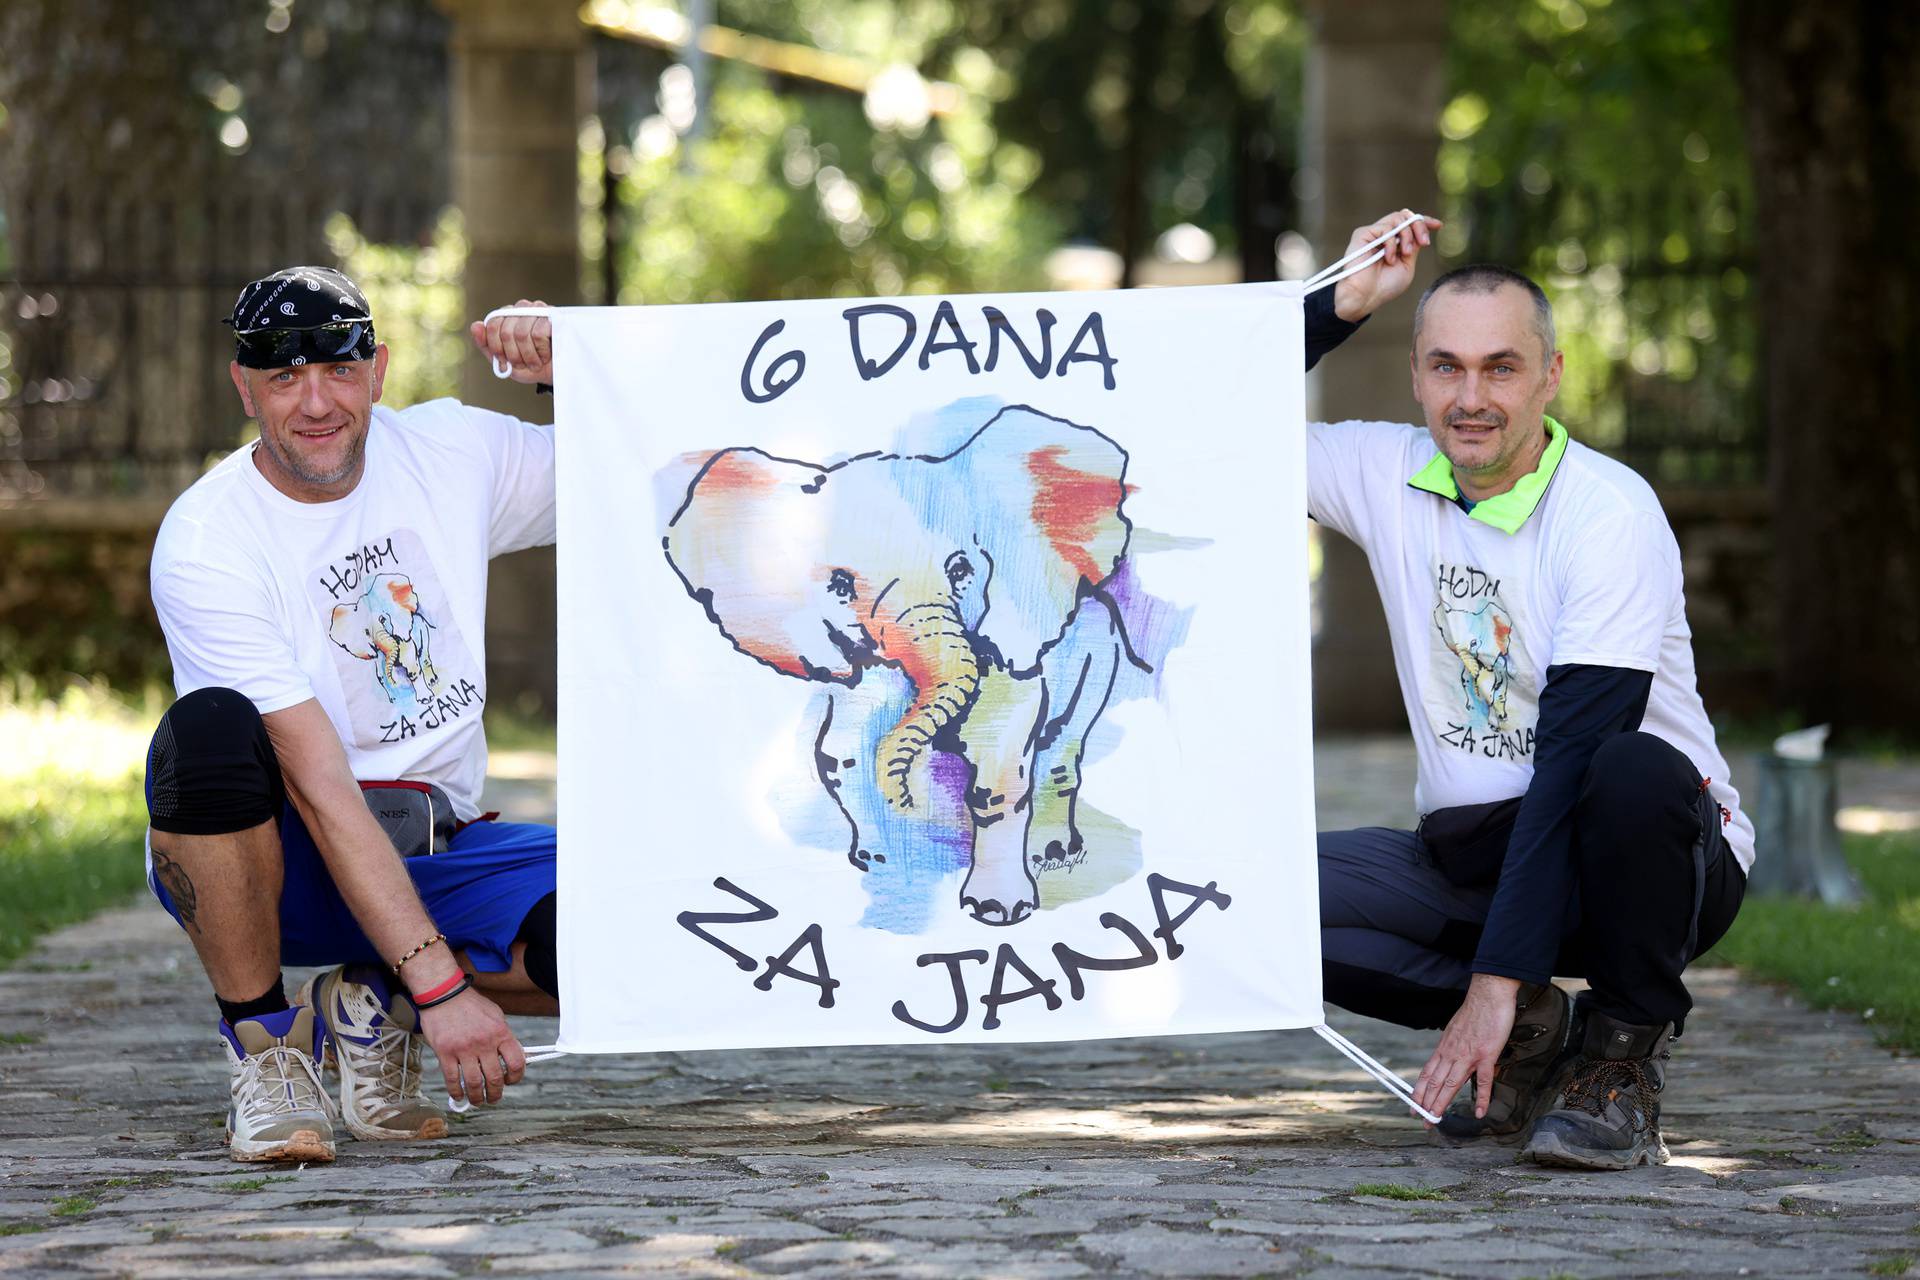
[222,1005,336,1163]
[300,965,448,1142]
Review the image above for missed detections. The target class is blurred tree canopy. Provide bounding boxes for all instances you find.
[9,0,1912,734]
[0,0,448,230]
[1439,0,1756,484]
[933,0,1304,284]
[592,0,1304,302]
[600,62,1057,302]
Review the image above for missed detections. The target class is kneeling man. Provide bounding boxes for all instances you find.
[1313,257,1753,1169]
[144,267,559,1161]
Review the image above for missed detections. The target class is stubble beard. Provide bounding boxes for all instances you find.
[1441,406,1514,480]
[257,421,365,490]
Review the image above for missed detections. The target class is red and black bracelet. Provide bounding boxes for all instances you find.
[412,971,472,1009]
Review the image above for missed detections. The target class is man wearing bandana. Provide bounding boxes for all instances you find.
[142,266,559,1162]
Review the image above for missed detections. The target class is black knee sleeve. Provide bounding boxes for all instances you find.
[518,891,559,1000]
[146,688,285,835]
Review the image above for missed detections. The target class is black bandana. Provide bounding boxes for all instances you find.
[225,266,377,369]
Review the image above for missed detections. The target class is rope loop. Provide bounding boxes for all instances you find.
[1300,211,1435,296]
[479,304,556,379]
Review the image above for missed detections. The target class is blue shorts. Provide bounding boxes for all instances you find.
[145,806,557,974]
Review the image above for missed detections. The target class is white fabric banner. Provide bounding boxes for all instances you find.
[551,282,1320,1052]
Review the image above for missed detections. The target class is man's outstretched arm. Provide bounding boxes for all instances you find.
[264,698,528,1106]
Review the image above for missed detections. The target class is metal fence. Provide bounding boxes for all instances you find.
[0,172,441,513]
[1456,182,1762,488]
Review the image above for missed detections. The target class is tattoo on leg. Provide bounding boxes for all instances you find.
[152,849,200,934]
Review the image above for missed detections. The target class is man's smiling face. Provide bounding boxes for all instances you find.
[1410,284,1564,500]
[230,344,389,503]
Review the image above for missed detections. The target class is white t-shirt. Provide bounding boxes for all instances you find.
[1307,418,1755,872]
[151,399,557,819]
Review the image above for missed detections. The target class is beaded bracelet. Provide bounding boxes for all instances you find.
[414,973,472,1010]
[393,931,446,975]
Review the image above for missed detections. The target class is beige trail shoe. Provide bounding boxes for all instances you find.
[222,1005,336,1163]
[299,964,448,1142]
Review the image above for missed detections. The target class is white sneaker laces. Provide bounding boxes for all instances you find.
[341,1022,429,1116]
[234,1043,331,1129]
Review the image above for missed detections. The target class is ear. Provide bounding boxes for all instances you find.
[1542,348,1563,404]
[955,406,1130,673]
[663,447,850,680]
[230,361,258,418]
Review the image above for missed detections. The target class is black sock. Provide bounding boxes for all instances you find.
[217,976,289,1026]
[517,892,558,1000]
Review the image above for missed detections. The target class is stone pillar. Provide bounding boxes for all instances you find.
[440,0,587,715]
[1303,1,1448,732]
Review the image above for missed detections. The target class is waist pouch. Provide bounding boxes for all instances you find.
[359,780,458,857]
[1417,795,1523,888]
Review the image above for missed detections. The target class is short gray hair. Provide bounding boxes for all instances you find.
[1411,263,1556,360]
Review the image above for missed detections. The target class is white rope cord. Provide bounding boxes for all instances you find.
[480,217,1427,379]
[479,304,556,379]
[445,1042,567,1113]
[454,1032,1436,1120]
[1299,210,1434,296]
[1313,1023,1441,1123]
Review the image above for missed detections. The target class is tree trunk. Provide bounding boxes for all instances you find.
[1733,4,1920,736]
[1232,95,1289,284]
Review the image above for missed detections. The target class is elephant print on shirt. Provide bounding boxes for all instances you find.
[328,572,443,710]
[1434,597,1516,731]
[663,405,1151,928]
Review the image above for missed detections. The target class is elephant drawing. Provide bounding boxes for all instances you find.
[663,405,1142,926]
[1434,598,1515,731]
[328,572,442,708]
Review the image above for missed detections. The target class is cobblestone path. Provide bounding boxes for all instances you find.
[3,739,1915,1278]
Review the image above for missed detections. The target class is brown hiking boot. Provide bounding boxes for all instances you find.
[1524,1010,1673,1170]
[1433,981,1577,1145]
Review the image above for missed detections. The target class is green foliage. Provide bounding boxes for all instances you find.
[1705,832,1920,1053]
[326,206,469,408]
[218,1175,293,1192]
[481,708,556,754]
[607,63,1057,303]
[0,770,148,968]
[49,1196,95,1218]
[944,0,1302,251]
[1443,0,1755,482]
[0,529,170,689]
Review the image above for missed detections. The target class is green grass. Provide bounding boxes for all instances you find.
[481,708,556,753]
[1349,1183,1448,1202]
[1703,832,1920,1052]
[49,1196,94,1218]
[217,1175,293,1192]
[0,770,149,968]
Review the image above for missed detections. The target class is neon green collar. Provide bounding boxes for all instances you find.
[1407,416,1568,535]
